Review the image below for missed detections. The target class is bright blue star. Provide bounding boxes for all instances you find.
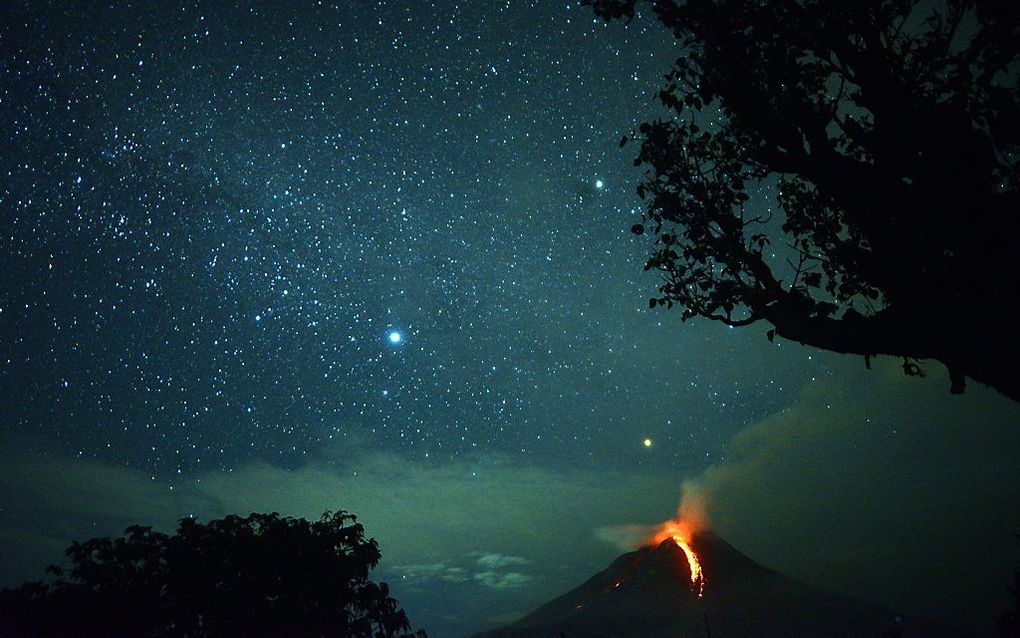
[595,179,604,189]
[388,330,403,344]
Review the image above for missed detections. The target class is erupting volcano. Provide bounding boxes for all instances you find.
[477,529,919,637]
[647,518,705,598]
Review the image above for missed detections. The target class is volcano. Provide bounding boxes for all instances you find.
[478,531,936,637]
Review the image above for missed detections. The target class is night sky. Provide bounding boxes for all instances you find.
[2,2,1019,636]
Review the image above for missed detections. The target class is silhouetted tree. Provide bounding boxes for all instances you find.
[587,0,1020,400]
[0,510,425,637]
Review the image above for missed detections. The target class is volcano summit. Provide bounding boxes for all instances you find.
[479,531,936,637]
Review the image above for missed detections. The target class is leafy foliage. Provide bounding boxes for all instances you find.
[0,510,425,637]
[588,0,1020,399]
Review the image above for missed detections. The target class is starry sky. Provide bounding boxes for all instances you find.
[2,2,1019,636]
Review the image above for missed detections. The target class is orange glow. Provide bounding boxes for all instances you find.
[648,519,705,598]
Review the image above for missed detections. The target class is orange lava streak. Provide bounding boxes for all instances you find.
[675,538,704,599]
[650,519,705,598]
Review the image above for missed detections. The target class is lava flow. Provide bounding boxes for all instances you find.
[649,519,705,599]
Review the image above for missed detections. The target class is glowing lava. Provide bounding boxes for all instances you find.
[649,519,705,599]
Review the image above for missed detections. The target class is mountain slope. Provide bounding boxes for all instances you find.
[478,531,944,637]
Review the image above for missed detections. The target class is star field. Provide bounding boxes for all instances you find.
[3,1,800,484]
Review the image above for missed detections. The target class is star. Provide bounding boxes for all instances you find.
[388,330,403,344]
[595,179,604,189]
[643,438,653,448]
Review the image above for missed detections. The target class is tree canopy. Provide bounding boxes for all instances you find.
[0,510,424,638]
[588,0,1020,399]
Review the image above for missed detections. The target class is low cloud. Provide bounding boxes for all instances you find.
[473,570,535,590]
[389,553,535,589]
[592,522,656,551]
[389,563,469,585]
[475,553,532,569]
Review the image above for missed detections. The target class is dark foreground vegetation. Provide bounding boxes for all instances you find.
[589,0,1020,400]
[0,510,425,637]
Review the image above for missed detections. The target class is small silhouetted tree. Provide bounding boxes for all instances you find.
[587,0,1019,400]
[0,510,425,637]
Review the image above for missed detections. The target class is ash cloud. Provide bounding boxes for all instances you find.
[665,359,1020,632]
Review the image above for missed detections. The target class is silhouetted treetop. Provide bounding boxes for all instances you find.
[587,0,1020,400]
[0,510,425,637]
